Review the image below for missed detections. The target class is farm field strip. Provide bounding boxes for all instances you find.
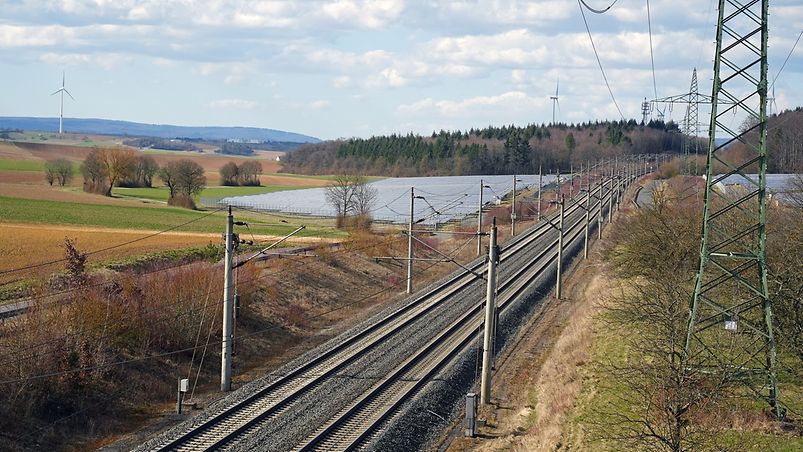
[0,196,337,237]
[0,224,217,282]
[114,185,314,202]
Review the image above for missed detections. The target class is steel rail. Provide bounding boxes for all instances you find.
[149,177,617,451]
[294,194,602,451]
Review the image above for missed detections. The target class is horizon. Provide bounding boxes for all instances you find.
[0,1,801,140]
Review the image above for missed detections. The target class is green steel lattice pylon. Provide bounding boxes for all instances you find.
[682,68,701,173]
[684,0,782,418]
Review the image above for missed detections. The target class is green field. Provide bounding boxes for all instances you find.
[0,159,81,173]
[113,185,311,202]
[0,195,337,237]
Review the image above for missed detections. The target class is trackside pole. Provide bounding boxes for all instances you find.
[407,187,415,294]
[221,206,234,391]
[537,165,543,221]
[480,218,498,405]
[477,180,484,256]
[556,195,565,299]
[584,189,590,259]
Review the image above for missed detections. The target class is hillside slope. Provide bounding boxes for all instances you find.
[0,117,320,144]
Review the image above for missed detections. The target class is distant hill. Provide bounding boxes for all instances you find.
[0,117,320,145]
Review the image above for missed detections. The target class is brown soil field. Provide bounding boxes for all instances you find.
[0,183,159,205]
[146,152,282,174]
[0,223,218,284]
[0,222,339,284]
[0,142,31,159]
[0,171,44,184]
[4,142,286,174]
[12,141,106,161]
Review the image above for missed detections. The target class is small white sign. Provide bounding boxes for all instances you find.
[724,320,738,331]
[180,378,189,392]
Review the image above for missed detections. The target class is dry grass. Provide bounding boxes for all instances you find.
[520,270,609,451]
[0,223,217,284]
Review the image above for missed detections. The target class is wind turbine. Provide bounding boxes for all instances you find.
[51,72,74,136]
[550,78,560,125]
[768,85,777,116]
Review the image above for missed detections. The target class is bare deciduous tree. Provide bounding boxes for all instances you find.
[325,174,376,228]
[237,160,262,186]
[784,173,803,208]
[597,194,726,452]
[219,161,239,186]
[45,159,72,186]
[159,159,206,209]
[96,148,136,196]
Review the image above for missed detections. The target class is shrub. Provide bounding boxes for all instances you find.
[167,194,197,210]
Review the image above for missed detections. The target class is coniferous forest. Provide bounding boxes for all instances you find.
[282,120,684,176]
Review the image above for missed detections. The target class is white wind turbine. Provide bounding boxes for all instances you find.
[51,72,74,135]
[550,78,560,125]
[768,85,777,116]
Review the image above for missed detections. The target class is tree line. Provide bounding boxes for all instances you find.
[282,120,683,176]
[77,148,206,209]
[219,160,263,186]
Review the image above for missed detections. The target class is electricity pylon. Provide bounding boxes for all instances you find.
[682,68,700,172]
[684,0,782,419]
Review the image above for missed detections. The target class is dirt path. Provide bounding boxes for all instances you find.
[443,180,640,452]
[443,253,611,451]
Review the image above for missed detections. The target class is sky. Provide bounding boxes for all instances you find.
[1,0,801,140]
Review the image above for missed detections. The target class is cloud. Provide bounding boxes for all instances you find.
[39,52,132,70]
[332,75,352,88]
[398,91,547,117]
[209,98,258,109]
[309,100,330,109]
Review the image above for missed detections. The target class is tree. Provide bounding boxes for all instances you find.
[325,174,376,228]
[237,161,262,186]
[785,173,803,208]
[54,158,73,186]
[133,155,159,187]
[44,162,56,186]
[219,161,239,186]
[45,158,72,186]
[94,148,136,196]
[599,196,724,451]
[353,179,378,216]
[159,160,206,209]
[326,174,359,218]
[80,150,109,194]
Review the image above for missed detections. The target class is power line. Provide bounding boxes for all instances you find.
[0,237,454,386]
[0,234,403,364]
[578,0,620,14]
[646,0,659,103]
[578,0,626,120]
[0,206,226,278]
[771,28,803,90]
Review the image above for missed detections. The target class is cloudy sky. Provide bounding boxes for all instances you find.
[1,0,801,140]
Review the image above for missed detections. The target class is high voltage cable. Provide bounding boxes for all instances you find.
[0,239,457,386]
[771,28,803,90]
[577,0,626,120]
[646,0,659,102]
[579,0,620,14]
[0,233,404,363]
[0,206,226,278]
[1,251,466,440]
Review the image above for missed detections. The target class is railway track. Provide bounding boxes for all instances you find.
[144,172,637,452]
[295,184,606,451]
